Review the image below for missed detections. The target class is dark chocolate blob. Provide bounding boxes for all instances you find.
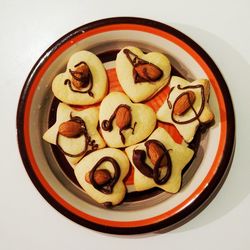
[132,150,153,178]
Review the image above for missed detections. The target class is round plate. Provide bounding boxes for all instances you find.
[16,17,235,234]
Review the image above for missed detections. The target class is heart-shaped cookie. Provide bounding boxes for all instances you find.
[43,103,106,165]
[116,46,171,102]
[52,50,108,105]
[74,148,130,206]
[157,76,214,143]
[99,92,156,148]
[125,128,194,193]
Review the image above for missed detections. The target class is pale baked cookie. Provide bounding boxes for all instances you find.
[99,92,156,148]
[43,103,106,165]
[157,76,214,143]
[125,127,194,193]
[52,51,108,105]
[116,46,171,102]
[74,148,130,206]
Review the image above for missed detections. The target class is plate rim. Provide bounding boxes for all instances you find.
[16,16,235,234]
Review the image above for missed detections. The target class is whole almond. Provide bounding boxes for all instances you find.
[58,120,83,138]
[173,91,196,116]
[146,141,165,165]
[71,63,90,89]
[134,63,163,82]
[116,106,132,130]
[85,169,112,186]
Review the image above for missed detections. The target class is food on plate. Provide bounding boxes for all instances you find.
[116,46,171,102]
[43,103,106,165]
[74,148,130,206]
[99,92,156,148]
[125,128,194,193]
[157,76,214,143]
[52,50,108,105]
[42,46,216,208]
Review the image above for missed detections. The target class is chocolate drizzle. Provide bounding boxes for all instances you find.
[101,104,136,144]
[89,157,121,194]
[56,114,98,157]
[64,61,94,97]
[167,87,175,109]
[123,49,163,83]
[132,140,172,185]
[170,84,205,124]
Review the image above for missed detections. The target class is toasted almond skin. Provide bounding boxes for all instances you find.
[85,169,112,186]
[72,64,90,89]
[147,142,165,165]
[173,91,196,116]
[58,120,83,138]
[116,106,132,129]
[134,63,162,81]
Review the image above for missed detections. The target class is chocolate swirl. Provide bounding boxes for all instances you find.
[101,104,136,144]
[132,140,172,185]
[64,61,94,97]
[89,157,121,194]
[56,114,98,157]
[123,49,163,83]
[170,84,205,124]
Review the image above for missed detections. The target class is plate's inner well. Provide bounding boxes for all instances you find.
[47,49,209,207]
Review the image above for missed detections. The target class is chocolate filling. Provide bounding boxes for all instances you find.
[89,157,121,194]
[101,104,137,144]
[170,84,205,124]
[64,61,94,97]
[123,49,163,83]
[56,114,98,157]
[132,140,172,185]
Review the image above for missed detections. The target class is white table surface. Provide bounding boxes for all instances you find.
[1,0,250,249]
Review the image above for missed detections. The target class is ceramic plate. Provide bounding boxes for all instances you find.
[16,17,235,234]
